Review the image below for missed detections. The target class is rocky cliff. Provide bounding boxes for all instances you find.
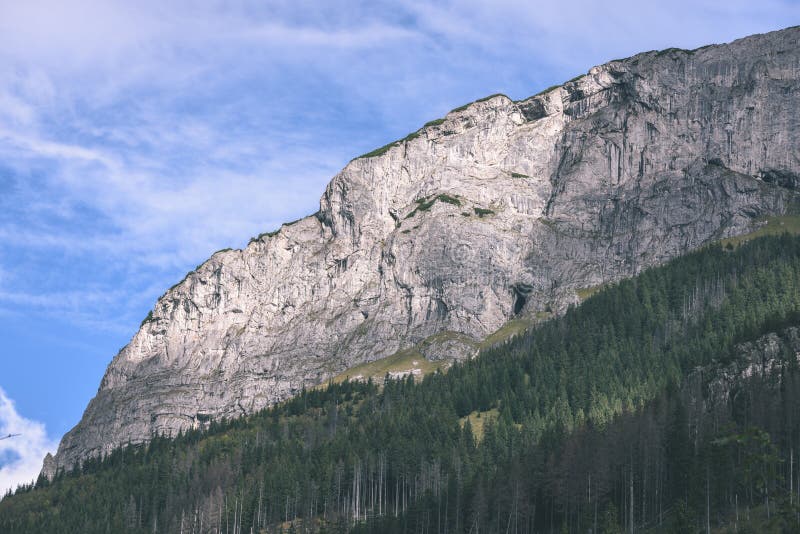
[47,26,800,474]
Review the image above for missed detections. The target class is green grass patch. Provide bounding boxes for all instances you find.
[328,331,479,387]
[533,84,561,96]
[437,194,461,206]
[718,215,800,249]
[459,409,499,442]
[329,317,542,388]
[165,270,196,294]
[357,141,399,159]
[403,131,421,143]
[510,172,530,179]
[473,207,494,217]
[576,284,605,301]
[405,194,462,219]
[450,93,508,114]
[249,229,280,244]
[356,130,422,160]
[479,319,533,349]
[406,198,435,218]
[140,311,154,328]
[424,118,445,128]
[420,330,477,349]
[655,47,691,57]
[475,93,508,103]
[328,348,443,385]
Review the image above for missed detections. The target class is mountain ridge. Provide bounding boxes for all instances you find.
[46,25,800,475]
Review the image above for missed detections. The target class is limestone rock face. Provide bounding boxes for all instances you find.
[48,26,800,474]
[685,327,800,413]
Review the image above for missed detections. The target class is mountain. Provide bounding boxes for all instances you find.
[7,234,800,532]
[47,26,800,474]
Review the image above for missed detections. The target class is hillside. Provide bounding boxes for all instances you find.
[4,235,800,532]
[49,26,800,473]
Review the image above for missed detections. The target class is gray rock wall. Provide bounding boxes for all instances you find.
[48,26,800,474]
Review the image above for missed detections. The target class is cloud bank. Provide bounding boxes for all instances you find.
[0,387,57,497]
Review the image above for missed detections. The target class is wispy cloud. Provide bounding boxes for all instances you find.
[0,2,796,330]
[0,387,57,497]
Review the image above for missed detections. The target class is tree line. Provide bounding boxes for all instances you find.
[3,235,800,532]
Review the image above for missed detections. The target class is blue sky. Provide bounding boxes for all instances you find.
[0,0,797,492]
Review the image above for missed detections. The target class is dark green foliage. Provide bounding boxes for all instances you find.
[473,207,494,217]
[518,73,583,103]
[356,141,400,159]
[450,93,508,113]
[283,217,304,227]
[435,194,460,206]
[356,131,422,160]
[139,310,154,328]
[475,93,507,103]
[5,235,800,532]
[424,118,445,128]
[248,216,312,244]
[534,85,561,96]
[248,229,280,244]
[161,270,195,296]
[405,194,461,219]
[510,172,529,178]
[402,131,421,143]
[655,46,692,57]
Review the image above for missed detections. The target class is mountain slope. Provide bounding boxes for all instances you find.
[7,235,800,533]
[49,26,800,473]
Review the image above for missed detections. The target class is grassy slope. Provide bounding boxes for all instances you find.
[326,347,441,385]
[719,215,800,248]
[458,408,499,442]
[328,319,538,385]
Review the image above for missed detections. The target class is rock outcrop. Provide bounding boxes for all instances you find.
[683,327,800,422]
[48,26,800,475]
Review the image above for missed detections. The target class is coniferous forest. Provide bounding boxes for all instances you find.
[4,235,800,532]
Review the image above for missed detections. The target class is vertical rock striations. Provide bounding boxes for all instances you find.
[49,26,800,474]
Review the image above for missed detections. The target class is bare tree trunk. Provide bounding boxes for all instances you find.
[629,467,634,534]
[706,467,711,534]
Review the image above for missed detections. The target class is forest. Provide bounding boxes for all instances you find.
[3,235,800,533]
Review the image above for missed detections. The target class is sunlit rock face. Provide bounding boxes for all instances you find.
[47,26,800,475]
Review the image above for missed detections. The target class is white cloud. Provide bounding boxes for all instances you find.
[0,387,57,497]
